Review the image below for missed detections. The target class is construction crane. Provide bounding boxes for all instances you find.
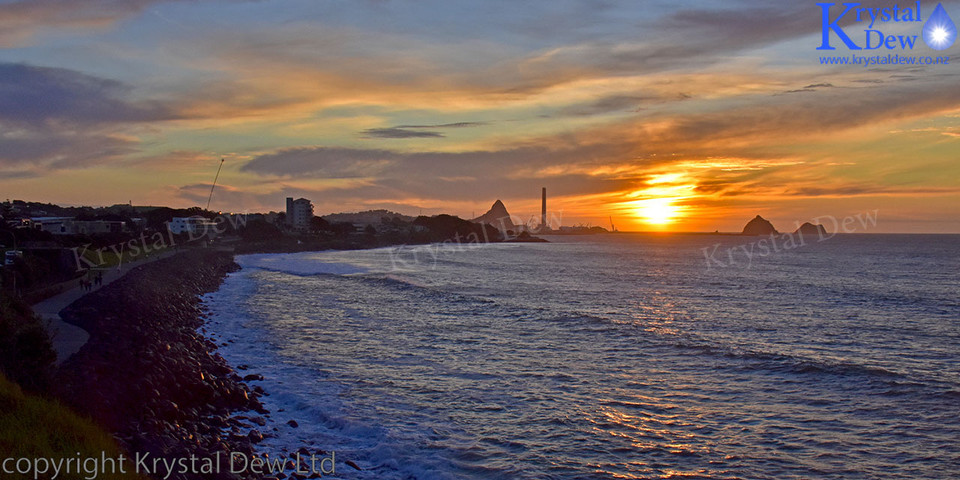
[206,158,225,211]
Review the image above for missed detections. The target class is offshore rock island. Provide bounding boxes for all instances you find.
[739,215,830,238]
[794,222,829,237]
[741,215,779,236]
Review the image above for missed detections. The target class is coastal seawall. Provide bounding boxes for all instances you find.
[54,249,267,480]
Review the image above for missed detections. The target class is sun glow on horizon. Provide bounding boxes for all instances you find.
[619,172,697,227]
[633,197,681,225]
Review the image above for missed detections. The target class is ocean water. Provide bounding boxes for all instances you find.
[202,234,960,479]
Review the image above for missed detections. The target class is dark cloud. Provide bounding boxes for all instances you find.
[362,128,445,138]
[242,141,646,181]
[780,83,836,94]
[361,121,486,139]
[394,122,486,129]
[0,63,176,128]
[0,63,176,169]
[237,132,660,207]
[786,185,956,197]
[241,147,401,178]
[0,131,139,169]
[0,169,41,180]
[374,173,634,203]
[558,95,649,116]
[176,182,262,208]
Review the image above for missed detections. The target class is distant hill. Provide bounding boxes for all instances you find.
[3,200,94,218]
[471,200,517,233]
[2,200,199,219]
[321,209,414,226]
[741,215,778,235]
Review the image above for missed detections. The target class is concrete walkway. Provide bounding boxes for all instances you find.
[33,250,181,365]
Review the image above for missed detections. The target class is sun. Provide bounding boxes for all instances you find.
[620,173,695,228]
[635,197,679,225]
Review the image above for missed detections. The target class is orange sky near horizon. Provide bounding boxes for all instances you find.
[1,1,958,233]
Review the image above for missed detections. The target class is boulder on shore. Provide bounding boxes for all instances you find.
[741,215,778,235]
[54,250,264,479]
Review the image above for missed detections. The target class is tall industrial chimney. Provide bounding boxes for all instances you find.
[541,187,547,230]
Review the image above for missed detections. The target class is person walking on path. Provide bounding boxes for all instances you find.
[38,248,182,364]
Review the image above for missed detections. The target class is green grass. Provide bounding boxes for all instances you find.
[0,374,146,479]
[80,246,170,269]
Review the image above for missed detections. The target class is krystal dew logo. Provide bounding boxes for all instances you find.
[817,2,957,51]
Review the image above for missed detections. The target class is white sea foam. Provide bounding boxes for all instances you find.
[204,235,960,479]
[203,262,461,479]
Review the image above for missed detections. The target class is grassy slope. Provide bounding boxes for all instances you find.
[0,373,145,479]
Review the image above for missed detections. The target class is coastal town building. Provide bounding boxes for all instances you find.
[30,217,126,235]
[285,197,314,230]
[167,216,218,236]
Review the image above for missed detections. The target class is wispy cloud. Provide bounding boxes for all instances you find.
[0,0,190,47]
[557,94,649,116]
[395,122,487,129]
[361,121,486,138]
[362,128,445,139]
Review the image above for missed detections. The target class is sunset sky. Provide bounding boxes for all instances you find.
[1,0,958,232]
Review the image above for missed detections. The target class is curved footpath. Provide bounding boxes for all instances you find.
[51,249,269,480]
[32,249,180,364]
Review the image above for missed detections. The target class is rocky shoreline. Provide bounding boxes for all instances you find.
[54,249,271,480]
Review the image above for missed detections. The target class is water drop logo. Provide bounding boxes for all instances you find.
[922,3,957,50]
